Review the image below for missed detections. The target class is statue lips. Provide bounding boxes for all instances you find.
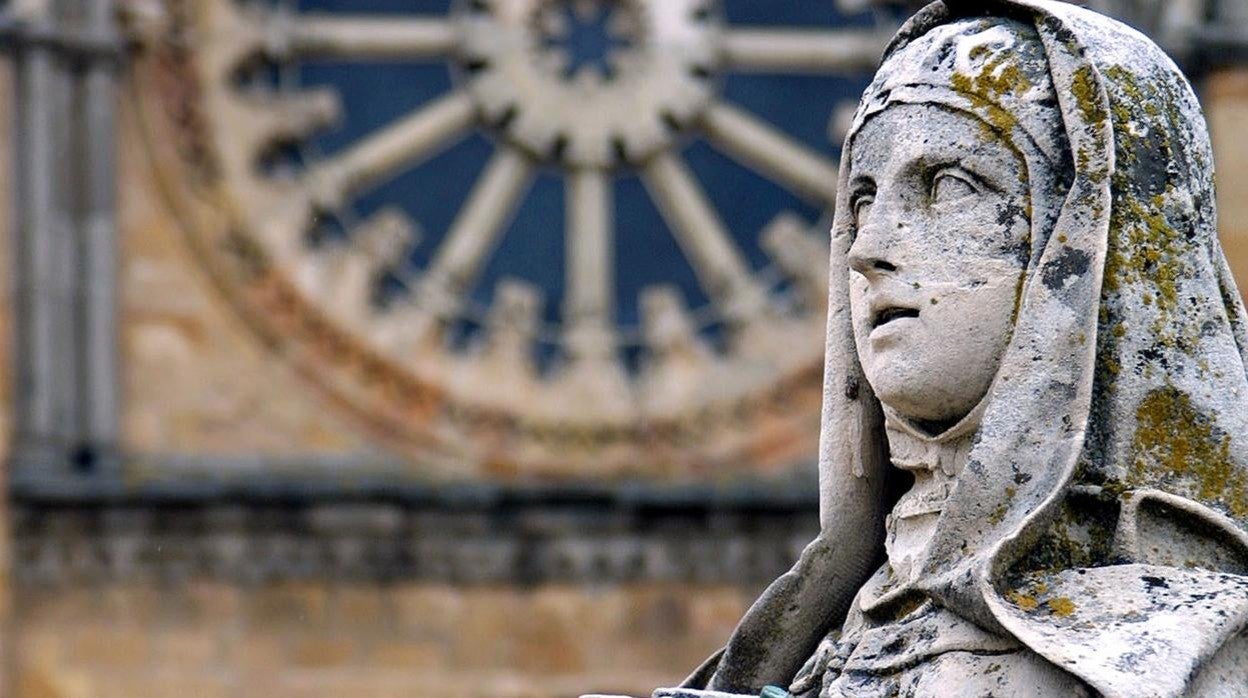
[867,295,921,345]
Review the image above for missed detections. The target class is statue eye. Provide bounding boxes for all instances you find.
[932,169,979,204]
[852,195,875,227]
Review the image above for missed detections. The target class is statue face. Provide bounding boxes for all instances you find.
[847,103,1032,427]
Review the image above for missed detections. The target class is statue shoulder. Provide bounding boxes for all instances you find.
[993,564,1248,697]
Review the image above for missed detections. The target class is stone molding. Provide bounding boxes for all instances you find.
[12,499,818,588]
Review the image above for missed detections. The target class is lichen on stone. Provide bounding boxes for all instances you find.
[1130,386,1248,519]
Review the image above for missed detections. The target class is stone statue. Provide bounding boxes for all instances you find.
[585,1,1248,696]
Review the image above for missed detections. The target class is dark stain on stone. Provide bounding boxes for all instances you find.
[1048,381,1077,400]
[1134,131,1172,198]
[1042,246,1092,291]
[845,375,860,400]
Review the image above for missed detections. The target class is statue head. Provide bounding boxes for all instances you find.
[842,17,1069,430]
[847,104,1031,427]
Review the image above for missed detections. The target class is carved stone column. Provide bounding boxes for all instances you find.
[12,0,76,476]
[73,0,122,478]
[9,0,122,487]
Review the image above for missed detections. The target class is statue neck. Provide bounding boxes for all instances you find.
[883,402,985,477]
[879,402,986,584]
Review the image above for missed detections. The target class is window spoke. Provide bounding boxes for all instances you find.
[287,15,457,60]
[641,152,765,322]
[722,27,892,74]
[701,101,840,203]
[308,91,478,208]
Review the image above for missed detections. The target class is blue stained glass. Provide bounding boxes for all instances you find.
[540,2,636,81]
[469,170,567,326]
[613,171,709,331]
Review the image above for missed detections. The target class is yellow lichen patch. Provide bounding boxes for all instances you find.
[1047,597,1077,617]
[1097,63,1197,366]
[1105,190,1184,314]
[1070,65,1108,127]
[981,63,1030,100]
[988,500,1009,526]
[1112,101,1132,132]
[949,53,1034,143]
[1010,515,1119,614]
[888,594,926,622]
[951,74,1021,142]
[950,71,972,95]
[989,488,1019,526]
[1008,590,1039,611]
[1131,387,1248,519]
[955,51,1035,100]
[1104,65,1159,117]
[1011,263,1027,325]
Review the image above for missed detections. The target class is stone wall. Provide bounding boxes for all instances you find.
[14,582,753,698]
[115,91,383,462]
[1209,69,1248,289]
[11,500,813,697]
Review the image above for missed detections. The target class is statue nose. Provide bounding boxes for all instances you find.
[848,250,898,278]
[847,227,900,279]
[848,199,905,279]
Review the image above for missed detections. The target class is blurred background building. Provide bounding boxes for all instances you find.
[0,0,1245,695]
